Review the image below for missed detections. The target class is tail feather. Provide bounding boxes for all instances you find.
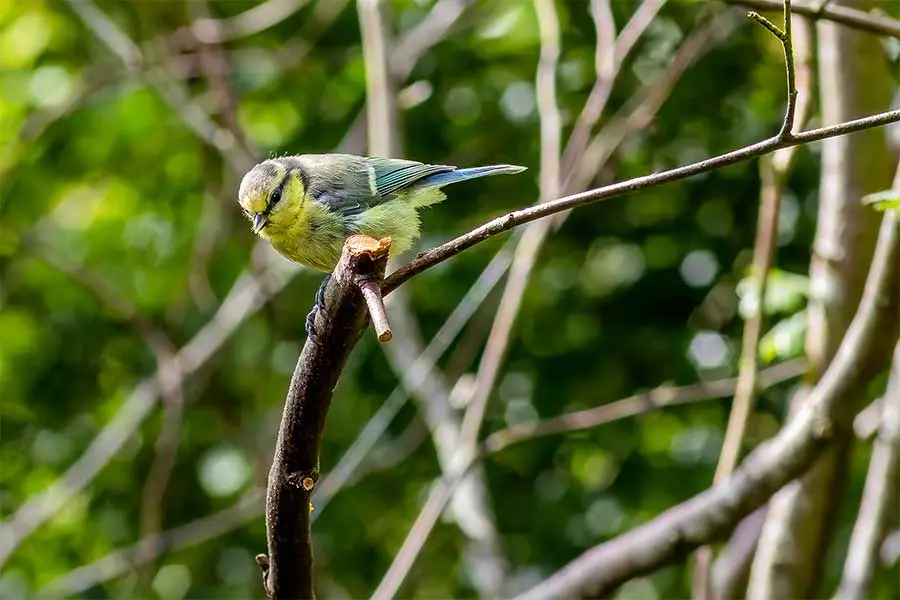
[418,164,527,189]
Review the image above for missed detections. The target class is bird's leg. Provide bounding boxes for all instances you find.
[305,273,332,341]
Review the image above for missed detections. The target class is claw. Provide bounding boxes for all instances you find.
[305,274,332,342]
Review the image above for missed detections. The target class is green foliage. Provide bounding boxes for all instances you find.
[0,1,897,599]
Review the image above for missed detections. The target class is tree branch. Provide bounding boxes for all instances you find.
[511,210,899,600]
[261,235,391,599]
[37,244,513,597]
[834,339,900,600]
[484,359,804,455]
[384,108,900,295]
[725,0,900,39]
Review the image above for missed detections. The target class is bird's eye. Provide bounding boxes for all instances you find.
[269,187,282,206]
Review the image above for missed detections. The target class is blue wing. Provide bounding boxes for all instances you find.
[367,157,456,199]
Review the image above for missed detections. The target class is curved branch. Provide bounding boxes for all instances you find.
[261,235,391,599]
[383,108,900,294]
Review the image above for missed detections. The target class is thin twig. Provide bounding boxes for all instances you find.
[725,0,900,39]
[567,11,735,194]
[383,107,900,295]
[485,360,804,454]
[36,491,264,599]
[561,0,666,176]
[834,340,900,600]
[359,279,393,341]
[512,210,899,600]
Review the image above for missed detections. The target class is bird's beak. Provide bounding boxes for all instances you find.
[252,213,268,234]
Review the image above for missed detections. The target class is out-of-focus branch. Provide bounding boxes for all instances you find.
[835,339,900,600]
[62,0,256,173]
[0,259,298,570]
[359,0,509,595]
[511,210,899,600]
[708,13,815,599]
[484,359,804,454]
[749,7,897,596]
[358,0,400,156]
[458,0,562,452]
[715,0,807,488]
[390,0,475,81]
[561,0,666,176]
[36,491,264,599]
[725,0,900,38]
[384,108,900,295]
[188,0,313,44]
[259,235,391,599]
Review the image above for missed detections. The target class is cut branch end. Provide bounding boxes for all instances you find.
[344,235,393,342]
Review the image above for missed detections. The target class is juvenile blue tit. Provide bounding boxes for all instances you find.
[238,154,526,272]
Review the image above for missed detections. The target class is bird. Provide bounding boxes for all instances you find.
[237,153,526,338]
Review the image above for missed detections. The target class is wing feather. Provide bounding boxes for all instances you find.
[367,157,455,198]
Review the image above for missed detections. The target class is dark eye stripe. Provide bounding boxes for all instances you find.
[267,174,290,210]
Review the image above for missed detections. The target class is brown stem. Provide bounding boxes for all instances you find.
[835,340,900,599]
[261,235,391,599]
[383,108,900,295]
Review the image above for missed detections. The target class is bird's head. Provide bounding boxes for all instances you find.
[237,158,307,237]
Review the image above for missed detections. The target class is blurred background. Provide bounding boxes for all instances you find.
[1,0,899,599]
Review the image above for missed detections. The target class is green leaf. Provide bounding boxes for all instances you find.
[861,190,900,212]
[737,268,809,319]
[759,311,807,363]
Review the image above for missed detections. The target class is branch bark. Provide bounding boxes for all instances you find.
[511,210,899,600]
[835,339,900,600]
[725,0,900,39]
[261,235,392,599]
[382,107,900,295]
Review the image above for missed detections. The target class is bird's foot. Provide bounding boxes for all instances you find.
[305,274,332,342]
